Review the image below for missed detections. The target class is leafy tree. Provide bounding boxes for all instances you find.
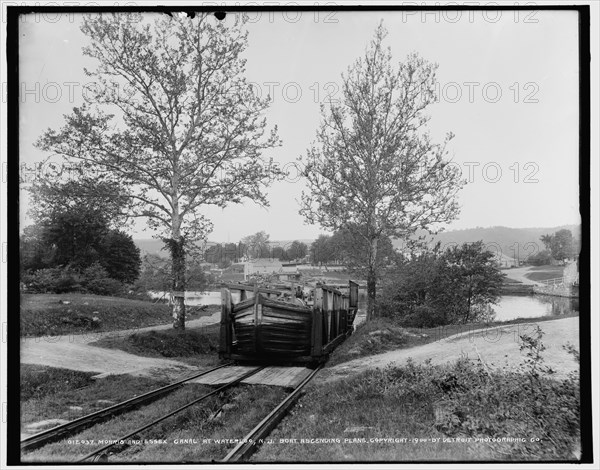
[271,246,287,261]
[379,244,444,327]
[436,242,505,323]
[300,24,464,320]
[380,241,504,326]
[538,229,575,263]
[28,174,128,230]
[311,234,335,265]
[99,230,141,283]
[25,209,108,271]
[20,225,53,273]
[330,226,396,268]
[286,240,308,261]
[540,234,553,252]
[36,13,282,329]
[23,177,141,284]
[241,231,271,259]
[550,229,574,261]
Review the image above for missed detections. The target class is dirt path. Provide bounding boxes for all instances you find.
[20,311,221,380]
[319,317,579,383]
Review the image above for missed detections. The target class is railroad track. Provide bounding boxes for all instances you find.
[77,366,267,462]
[23,363,323,463]
[222,364,323,462]
[20,363,233,453]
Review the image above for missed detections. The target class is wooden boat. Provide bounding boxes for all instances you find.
[219,281,359,364]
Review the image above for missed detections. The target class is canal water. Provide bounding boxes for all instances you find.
[149,291,578,323]
[491,294,579,322]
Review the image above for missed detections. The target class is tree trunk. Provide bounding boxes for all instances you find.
[366,268,377,322]
[366,237,379,322]
[170,236,186,329]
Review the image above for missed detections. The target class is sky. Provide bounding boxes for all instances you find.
[17,8,581,242]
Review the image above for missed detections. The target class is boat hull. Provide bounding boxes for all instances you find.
[232,295,312,357]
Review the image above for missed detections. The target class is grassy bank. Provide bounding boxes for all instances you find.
[20,294,217,337]
[21,365,169,432]
[254,355,580,462]
[524,265,564,282]
[90,324,222,368]
[23,383,289,463]
[329,313,579,366]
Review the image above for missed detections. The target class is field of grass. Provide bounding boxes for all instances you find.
[20,294,217,337]
[524,265,565,282]
[90,324,222,368]
[21,365,169,431]
[253,354,580,462]
[22,382,288,463]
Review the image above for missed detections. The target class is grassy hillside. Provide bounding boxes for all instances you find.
[20,294,217,336]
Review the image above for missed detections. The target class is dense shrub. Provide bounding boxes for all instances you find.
[344,351,580,460]
[379,241,504,327]
[23,267,79,293]
[85,277,123,296]
[82,262,123,295]
[398,305,446,328]
[127,328,220,357]
[527,250,553,266]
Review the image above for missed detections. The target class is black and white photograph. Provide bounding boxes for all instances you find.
[2,1,598,467]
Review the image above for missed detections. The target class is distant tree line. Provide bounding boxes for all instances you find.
[310,227,396,268]
[204,231,309,267]
[135,253,213,293]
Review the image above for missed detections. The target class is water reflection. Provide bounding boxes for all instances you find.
[492,294,579,322]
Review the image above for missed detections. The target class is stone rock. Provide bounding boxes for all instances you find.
[96,399,115,405]
[25,419,69,431]
[343,426,375,433]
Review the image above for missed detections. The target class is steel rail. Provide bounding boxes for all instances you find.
[21,362,233,453]
[77,366,266,463]
[222,364,323,462]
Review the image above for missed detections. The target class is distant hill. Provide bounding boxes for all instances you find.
[392,224,581,261]
[134,239,217,257]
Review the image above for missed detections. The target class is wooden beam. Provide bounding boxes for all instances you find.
[311,288,324,357]
[219,288,233,357]
[223,283,290,296]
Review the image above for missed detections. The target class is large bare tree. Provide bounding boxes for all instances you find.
[36,12,282,329]
[300,24,464,321]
